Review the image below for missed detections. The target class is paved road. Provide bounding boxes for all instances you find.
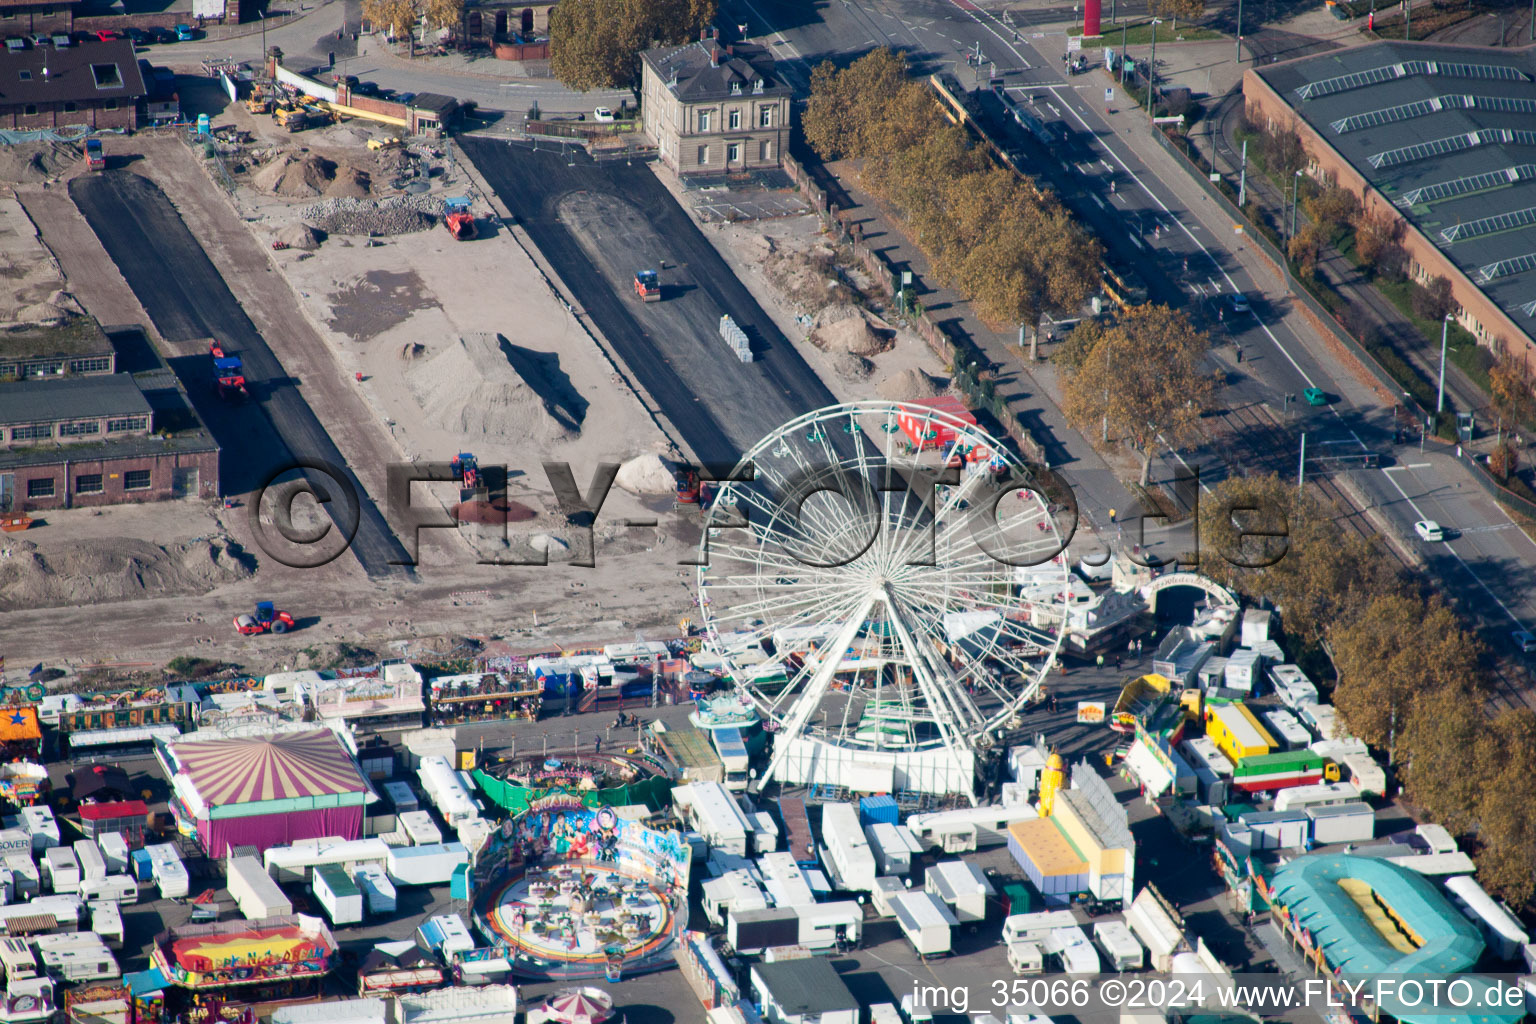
[70,170,413,579]
[730,0,1536,683]
[459,138,840,466]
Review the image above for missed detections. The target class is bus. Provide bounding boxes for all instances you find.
[1100,258,1150,309]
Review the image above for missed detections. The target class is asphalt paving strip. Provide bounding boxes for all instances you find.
[459,138,842,468]
[69,170,413,579]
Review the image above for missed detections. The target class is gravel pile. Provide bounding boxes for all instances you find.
[301,194,440,235]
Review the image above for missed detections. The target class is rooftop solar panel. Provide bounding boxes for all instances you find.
[1477,251,1536,282]
[1296,59,1529,101]
[1441,205,1536,242]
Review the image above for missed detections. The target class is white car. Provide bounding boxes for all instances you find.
[593,106,615,122]
[1414,520,1445,542]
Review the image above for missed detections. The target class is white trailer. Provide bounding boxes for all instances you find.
[1003,910,1078,946]
[20,808,59,851]
[42,848,79,895]
[906,805,1038,852]
[1306,803,1375,844]
[1046,927,1101,974]
[89,901,123,949]
[1260,709,1312,751]
[264,837,392,884]
[796,901,861,950]
[226,856,292,920]
[144,844,188,899]
[416,757,480,828]
[95,834,129,876]
[924,860,994,923]
[870,876,908,917]
[78,876,137,906]
[1272,782,1359,813]
[313,864,364,926]
[756,852,817,909]
[819,803,877,892]
[672,782,752,857]
[72,842,106,884]
[702,869,766,927]
[865,823,923,876]
[353,864,396,915]
[381,781,419,813]
[890,891,956,957]
[4,855,39,898]
[398,811,443,846]
[33,932,118,982]
[385,843,468,886]
[416,913,474,962]
[1007,940,1044,975]
[1093,920,1144,971]
[1444,875,1529,961]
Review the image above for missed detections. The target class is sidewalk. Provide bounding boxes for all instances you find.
[821,162,1139,539]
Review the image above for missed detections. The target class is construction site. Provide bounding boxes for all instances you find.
[0,52,956,677]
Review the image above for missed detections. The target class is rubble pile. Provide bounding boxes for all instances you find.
[300,194,440,235]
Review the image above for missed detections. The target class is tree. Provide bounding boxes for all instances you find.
[549,0,714,91]
[422,0,463,35]
[1149,0,1204,31]
[1489,441,1520,479]
[1287,222,1325,279]
[1060,305,1218,486]
[1261,121,1307,178]
[1196,474,1398,649]
[803,50,939,161]
[362,0,418,44]
[1051,318,1106,371]
[1489,360,1535,442]
[1353,203,1403,273]
[1469,708,1536,907]
[1399,682,1487,833]
[1412,274,1456,322]
[1302,183,1359,236]
[1329,592,1479,762]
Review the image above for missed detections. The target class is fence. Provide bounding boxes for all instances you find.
[780,151,1049,467]
[525,119,638,140]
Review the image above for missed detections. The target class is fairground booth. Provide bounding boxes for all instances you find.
[148,915,338,1008]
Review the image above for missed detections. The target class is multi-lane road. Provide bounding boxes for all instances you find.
[723,0,1536,687]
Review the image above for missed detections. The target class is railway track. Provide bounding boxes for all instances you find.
[1209,403,1536,714]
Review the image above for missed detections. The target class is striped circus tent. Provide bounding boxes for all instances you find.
[164,729,371,856]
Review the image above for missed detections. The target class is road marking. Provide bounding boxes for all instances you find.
[1378,469,1529,631]
[1092,195,1107,209]
[1459,523,1517,535]
[1382,463,1433,471]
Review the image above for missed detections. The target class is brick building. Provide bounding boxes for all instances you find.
[1244,41,1536,369]
[458,0,553,53]
[0,0,72,37]
[0,320,115,380]
[0,373,218,512]
[0,38,145,131]
[640,36,792,178]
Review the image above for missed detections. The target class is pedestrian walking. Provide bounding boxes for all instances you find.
[1109,507,1117,524]
[594,737,602,754]
[1235,344,1243,363]
[1127,639,1135,658]
[1136,638,1143,655]
[1115,655,1122,670]
[1096,653,1105,669]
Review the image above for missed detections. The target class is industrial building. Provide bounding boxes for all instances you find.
[0,370,218,513]
[1245,41,1536,366]
[1007,756,1135,907]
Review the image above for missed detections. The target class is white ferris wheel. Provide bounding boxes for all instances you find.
[695,400,1071,802]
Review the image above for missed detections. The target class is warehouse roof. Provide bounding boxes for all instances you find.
[1256,41,1536,319]
[0,373,150,425]
[751,957,859,1017]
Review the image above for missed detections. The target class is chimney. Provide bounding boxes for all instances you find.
[700,27,708,42]
[710,47,719,68]
[725,44,734,56]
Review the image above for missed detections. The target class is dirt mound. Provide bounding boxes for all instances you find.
[811,311,892,357]
[452,498,537,524]
[0,141,82,184]
[405,333,579,448]
[274,222,326,250]
[325,165,371,198]
[0,537,254,612]
[877,368,946,401]
[828,352,874,380]
[614,454,675,495]
[253,152,336,197]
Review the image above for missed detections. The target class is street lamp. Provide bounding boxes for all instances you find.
[1288,169,1303,240]
[1235,0,1244,63]
[1146,19,1163,113]
[1437,312,1454,415]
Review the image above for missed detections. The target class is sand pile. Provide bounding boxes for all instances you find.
[10,291,84,325]
[406,333,579,447]
[811,310,892,357]
[302,195,438,235]
[325,165,371,198]
[614,454,675,495]
[828,352,874,380]
[877,368,946,401]
[274,222,325,250]
[0,141,82,183]
[452,497,537,524]
[253,152,336,197]
[0,537,254,611]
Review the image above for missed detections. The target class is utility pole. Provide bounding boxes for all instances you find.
[1298,432,1306,489]
[1238,140,1248,206]
[1146,20,1162,113]
[1235,0,1243,62]
[1288,170,1302,240]
[1438,314,1452,415]
[1405,0,1412,38]
[1120,23,1128,82]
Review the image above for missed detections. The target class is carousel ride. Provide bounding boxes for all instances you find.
[472,798,690,981]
